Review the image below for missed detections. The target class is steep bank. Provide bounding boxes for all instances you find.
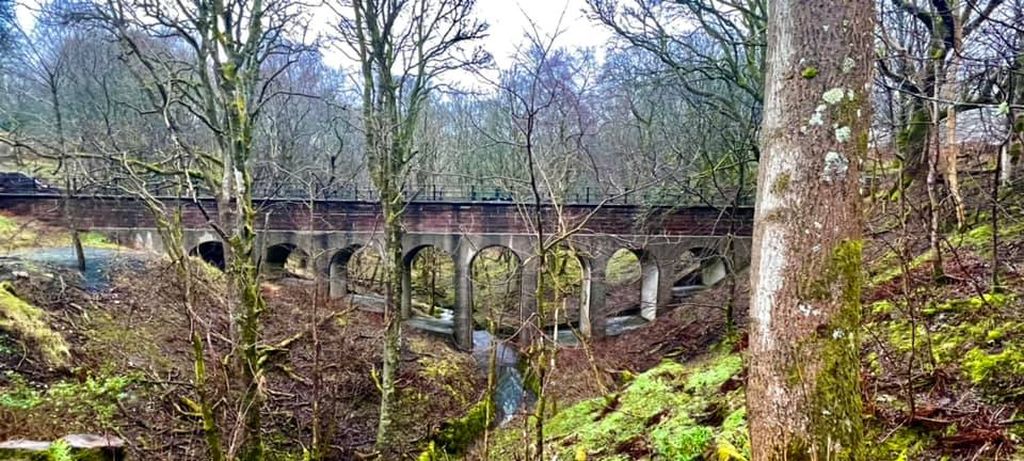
[0,218,485,459]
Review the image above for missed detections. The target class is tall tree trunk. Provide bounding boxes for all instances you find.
[927,61,946,281]
[942,6,965,229]
[376,194,404,452]
[748,0,873,459]
[48,79,85,272]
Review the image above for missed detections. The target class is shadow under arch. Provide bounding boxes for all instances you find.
[264,243,310,276]
[189,240,225,270]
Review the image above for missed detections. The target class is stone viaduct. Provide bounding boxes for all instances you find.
[0,194,754,349]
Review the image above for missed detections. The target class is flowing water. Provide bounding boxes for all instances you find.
[9,247,138,291]
[472,329,529,424]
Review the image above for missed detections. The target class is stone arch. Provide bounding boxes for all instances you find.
[264,242,310,276]
[469,245,523,335]
[328,244,364,298]
[540,245,588,332]
[189,240,225,270]
[401,244,457,317]
[603,248,643,315]
[686,247,728,287]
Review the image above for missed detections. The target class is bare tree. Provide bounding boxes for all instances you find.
[76,1,314,458]
[329,0,488,452]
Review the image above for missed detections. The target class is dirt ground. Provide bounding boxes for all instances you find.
[0,254,484,460]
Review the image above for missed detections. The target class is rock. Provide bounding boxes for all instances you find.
[62,434,125,449]
[0,439,52,451]
[0,439,51,460]
[0,435,126,461]
[61,434,126,461]
[12,271,29,279]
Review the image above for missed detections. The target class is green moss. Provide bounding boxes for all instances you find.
[922,293,1009,316]
[650,423,713,460]
[0,282,70,368]
[955,221,1024,255]
[685,355,742,392]
[523,346,747,460]
[961,347,1024,396]
[420,398,495,459]
[715,407,750,460]
[870,300,896,315]
[865,423,933,461]
[801,239,864,460]
[771,173,791,195]
[801,67,819,79]
[870,249,935,286]
[895,110,930,159]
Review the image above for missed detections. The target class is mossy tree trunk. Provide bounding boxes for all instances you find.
[96,0,292,457]
[748,1,873,459]
[338,1,485,452]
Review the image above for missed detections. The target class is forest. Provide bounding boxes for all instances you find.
[0,0,1023,460]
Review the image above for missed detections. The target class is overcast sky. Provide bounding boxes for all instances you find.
[460,0,610,67]
[16,0,613,87]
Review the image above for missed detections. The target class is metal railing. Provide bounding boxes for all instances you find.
[1,175,753,207]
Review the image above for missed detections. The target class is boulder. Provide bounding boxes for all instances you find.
[0,435,125,461]
[0,439,51,460]
[62,434,126,461]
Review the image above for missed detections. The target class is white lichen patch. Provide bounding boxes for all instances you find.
[842,57,856,74]
[799,303,821,317]
[834,126,852,143]
[809,104,827,126]
[822,151,849,182]
[832,329,846,339]
[822,88,845,105]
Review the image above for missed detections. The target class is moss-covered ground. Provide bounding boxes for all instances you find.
[482,341,746,460]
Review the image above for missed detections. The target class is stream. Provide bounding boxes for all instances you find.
[7,247,137,291]
[471,329,529,424]
[399,303,530,425]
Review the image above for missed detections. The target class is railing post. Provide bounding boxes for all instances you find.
[586,187,590,204]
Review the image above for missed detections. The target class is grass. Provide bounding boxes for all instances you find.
[0,282,70,368]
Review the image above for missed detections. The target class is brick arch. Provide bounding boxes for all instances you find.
[189,240,225,270]
[327,243,373,298]
[264,243,310,272]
